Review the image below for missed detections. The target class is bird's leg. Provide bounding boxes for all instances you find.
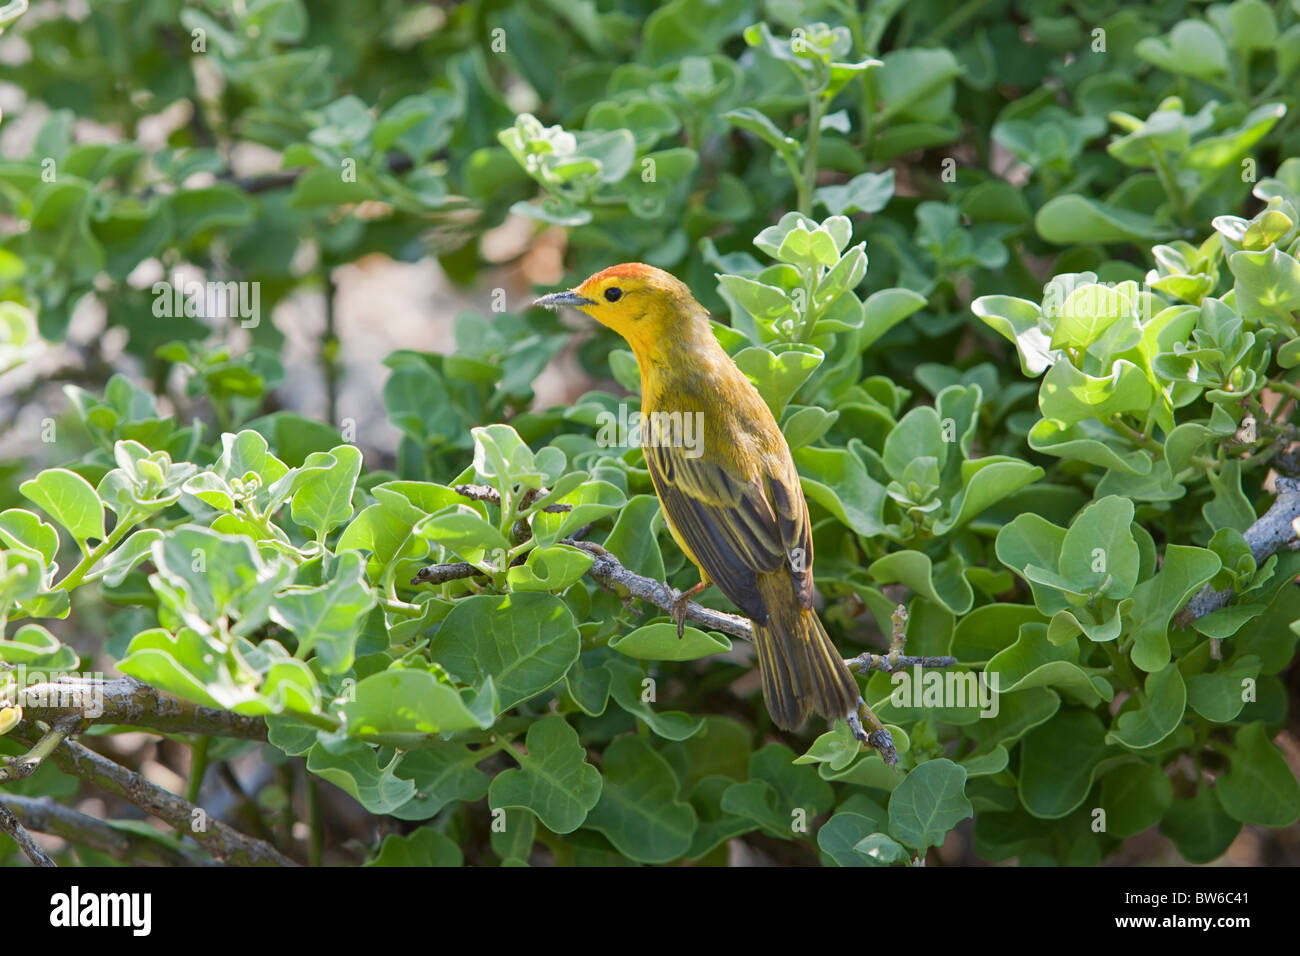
[669,580,711,638]
[847,696,898,767]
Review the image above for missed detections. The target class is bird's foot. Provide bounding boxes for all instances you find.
[847,697,898,767]
[669,580,709,639]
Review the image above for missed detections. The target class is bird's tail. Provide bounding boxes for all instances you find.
[751,573,860,730]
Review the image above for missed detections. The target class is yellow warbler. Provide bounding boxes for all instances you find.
[537,263,875,745]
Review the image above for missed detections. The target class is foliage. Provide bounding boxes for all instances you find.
[2,0,1299,867]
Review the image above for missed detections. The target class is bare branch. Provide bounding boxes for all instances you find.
[410,561,481,586]
[570,540,755,639]
[0,794,202,866]
[452,483,572,513]
[7,725,297,866]
[1179,476,1300,622]
[0,799,56,866]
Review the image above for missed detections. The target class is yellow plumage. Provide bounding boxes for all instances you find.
[536,263,860,730]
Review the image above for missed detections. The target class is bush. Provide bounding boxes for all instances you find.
[1,0,1298,867]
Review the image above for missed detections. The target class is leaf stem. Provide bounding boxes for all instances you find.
[56,509,145,593]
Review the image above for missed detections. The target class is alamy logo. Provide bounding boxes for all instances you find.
[152,273,260,328]
[49,886,151,936]
[2,668,103,719]
[890,665,1000,718]
[594,403,705,459]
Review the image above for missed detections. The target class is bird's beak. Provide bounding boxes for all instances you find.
[533,289,596,310]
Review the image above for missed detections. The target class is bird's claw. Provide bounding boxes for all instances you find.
[669,587,688,639]
[847,700,898,768]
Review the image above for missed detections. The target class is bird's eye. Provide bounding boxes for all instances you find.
[604,287,623,302]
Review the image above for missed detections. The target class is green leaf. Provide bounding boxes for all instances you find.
[585,735,697,863]
[430,592,580,712]
[0,508,59,565]
[291,444,362,540]
[489,715,602,834]
[716,275,792,323]
[985,624,1106,706]
[417,505,513,566]
[1187,655,1260,722]
[1214,722,1300,827]
[609,621,732,661]
[1100,762,1173,838]
[1127,545,1222,672]
[1035,194,1171,245]
[1049,284,1133,349]
[876,48,961,124]
[971,295,1056,377]
[816,170,895,215]
[343,669,494,737]
[1059,496,1140,598]
[1105,663,1187,749]
[887,758,972,853]
[733,344,824,417]
[723,107,799,160]
[169,184,254,240]
[367,828,462,867]
[1228,246,1300,318]
[271,551,376,674]
[963,686,1060,754]
[20,468,106,547]
[306,738,415,815]
[605,656,704,740]
[0,623,78,670]
[819,812,899,866]
[100,529,163,587]
[506,543,593,592]
[391,745,490,820]
[795,445,888,538]
[1159,787,1241,863]
[1037,359,1154,427]
[1018,709,1112,818]
[149,525,292,639]
[858,288,926,349]
[868,550,974,615]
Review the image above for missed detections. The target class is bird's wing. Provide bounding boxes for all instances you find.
[762,450,815,610]
[643,440,810,622]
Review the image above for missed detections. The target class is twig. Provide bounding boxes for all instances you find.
[0,715,79,782]
[569,540,754,639]
[846,605,915,766]
[845,653,959,674]
[6,726,297,866]
[1179,476,1300,622]
[0,799,56,866]
[844,604,958,673]
[453,483,572,513]
[410,561,481,586]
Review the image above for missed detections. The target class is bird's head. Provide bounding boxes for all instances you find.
[534,263,703,357]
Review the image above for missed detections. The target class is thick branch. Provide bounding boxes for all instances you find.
[1179,476,1300,622]
[2,675,266,741]
[0,794,201,866]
